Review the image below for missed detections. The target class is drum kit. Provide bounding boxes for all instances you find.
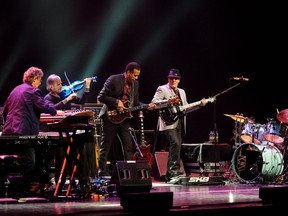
[224,109,288,183]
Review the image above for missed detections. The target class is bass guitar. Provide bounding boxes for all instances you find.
[133,111,154,168]
[106,96,180,124]
[160,97,215,124]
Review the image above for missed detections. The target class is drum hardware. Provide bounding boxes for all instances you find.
[224,113,254,148]
[274,133,288,183]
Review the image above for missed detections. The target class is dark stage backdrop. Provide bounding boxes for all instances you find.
[0,1,286,147]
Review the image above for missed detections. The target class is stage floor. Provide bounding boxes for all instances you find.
[1,172,287,216]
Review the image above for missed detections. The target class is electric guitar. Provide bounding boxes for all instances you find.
[106,96,180,124]
[133,111,154,168]
[160,97,215,124]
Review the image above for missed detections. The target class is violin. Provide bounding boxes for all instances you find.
[59,76,97,99]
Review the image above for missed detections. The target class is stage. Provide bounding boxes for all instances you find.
[0,167,287,216]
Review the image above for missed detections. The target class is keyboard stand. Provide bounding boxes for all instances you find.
[46,114,94,198]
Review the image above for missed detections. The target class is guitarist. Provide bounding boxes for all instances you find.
[97,62,155,177]
[151,69,208,183]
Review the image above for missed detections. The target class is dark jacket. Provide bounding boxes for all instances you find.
[97,73,140,118]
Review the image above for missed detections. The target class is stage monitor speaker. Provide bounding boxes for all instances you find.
[120,191,173,212]
[259,185,288,203]
[152,151,185,181]
[110,160,152,196]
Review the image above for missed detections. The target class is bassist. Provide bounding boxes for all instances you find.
[97,62,155,177]
[151,69,209,183]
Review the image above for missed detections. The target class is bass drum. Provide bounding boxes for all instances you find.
[232,143,284,182]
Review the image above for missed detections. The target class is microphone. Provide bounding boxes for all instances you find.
[231,76,249,81]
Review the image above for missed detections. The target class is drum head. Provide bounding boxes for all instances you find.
[232,143,263,181]
[232,143,284,182]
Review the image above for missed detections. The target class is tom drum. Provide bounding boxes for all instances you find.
[241,123,266,144]
[264,121,286,144]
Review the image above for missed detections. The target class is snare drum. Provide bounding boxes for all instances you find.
[232,143,284,182]
[264,121,286,144]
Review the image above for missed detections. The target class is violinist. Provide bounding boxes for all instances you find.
[44,74,91,109]
[44,74,95,197]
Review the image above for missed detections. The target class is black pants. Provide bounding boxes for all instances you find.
[98,115,134,175]
[163,124,182,178]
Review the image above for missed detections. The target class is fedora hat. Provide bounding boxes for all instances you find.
[167,69,181,79]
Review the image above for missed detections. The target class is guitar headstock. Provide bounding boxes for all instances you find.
[207,96,216,103]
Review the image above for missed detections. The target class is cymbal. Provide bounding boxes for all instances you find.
[277,109,288,124]
[223,114,254,123]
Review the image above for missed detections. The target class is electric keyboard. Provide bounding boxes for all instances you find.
[40,109,94,123]
[0,134,60,142]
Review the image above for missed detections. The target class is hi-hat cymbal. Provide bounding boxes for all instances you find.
[277,109,288,124]
[223,114,254,123]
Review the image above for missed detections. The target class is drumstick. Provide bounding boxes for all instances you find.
[276,108,282,123]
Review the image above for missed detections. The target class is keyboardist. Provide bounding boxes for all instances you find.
[1,66,64,195]
[44,74,95,197]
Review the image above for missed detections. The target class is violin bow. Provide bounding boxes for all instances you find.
[64,71,75,94]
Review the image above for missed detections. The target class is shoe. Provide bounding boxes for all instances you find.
[98,171,110,177]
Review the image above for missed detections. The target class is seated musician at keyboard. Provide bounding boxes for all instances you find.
[44,74,95,196]
[1,66,63,195]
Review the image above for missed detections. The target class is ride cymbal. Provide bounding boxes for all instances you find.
[277,109,288,124]
[223,114,254,123]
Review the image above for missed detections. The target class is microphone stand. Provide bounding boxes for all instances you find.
[210,82,242,176]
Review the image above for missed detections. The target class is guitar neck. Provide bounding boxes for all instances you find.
[139,111,146,147]
[181,101,201,111]
[127,104,148,113]
[181,97,214,111]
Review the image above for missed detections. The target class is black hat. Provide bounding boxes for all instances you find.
[167,69,181,79]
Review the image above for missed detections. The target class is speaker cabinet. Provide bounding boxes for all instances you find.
[259,185,288,203]
[110,160,152,196]
[120,191,173,212]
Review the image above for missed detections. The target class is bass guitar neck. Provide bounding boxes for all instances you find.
[106,96,180,124]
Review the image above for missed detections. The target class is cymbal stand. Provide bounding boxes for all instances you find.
[272,127,288,183]
[280,128,288,179]
[232,114,244,149]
